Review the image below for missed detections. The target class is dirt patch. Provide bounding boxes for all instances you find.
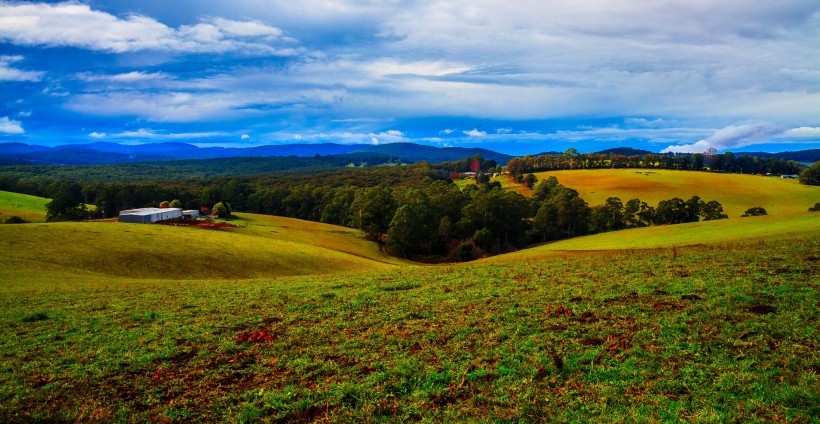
[572,311,598,324]
[681,294,703,301]
[748,304,776,315]
[579,337,603,346]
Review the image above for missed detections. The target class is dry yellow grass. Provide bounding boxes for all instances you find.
[534,169,820,217]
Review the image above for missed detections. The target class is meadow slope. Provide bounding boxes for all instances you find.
[533,169,820,217]
[0,190,49,222]
[0,213,403,289]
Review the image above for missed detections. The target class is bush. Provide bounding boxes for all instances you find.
[3,215,29,224]
[741,207,767,217]
[454,242,474,262]
[809,203,820,212]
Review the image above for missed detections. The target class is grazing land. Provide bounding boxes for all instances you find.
[1,219,819,422]
[533,169,820,217]
[1,171,818,422]
[0,190,49,222]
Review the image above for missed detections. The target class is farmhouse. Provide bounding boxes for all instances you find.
[118,208,183,223]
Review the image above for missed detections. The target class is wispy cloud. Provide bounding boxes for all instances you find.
[107,128,233,140]
[0,55,43,81]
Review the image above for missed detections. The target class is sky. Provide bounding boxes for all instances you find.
[0,0,819,155]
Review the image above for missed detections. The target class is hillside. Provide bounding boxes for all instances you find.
[0,190,49,222]
[1,232,817,421]
[533,169,820,217]
[0,213,403,288]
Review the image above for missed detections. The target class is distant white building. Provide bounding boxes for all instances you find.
[182,210,200,219]
[118,208,182,223]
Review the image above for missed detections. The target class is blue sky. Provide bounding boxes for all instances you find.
[1,0,819,155]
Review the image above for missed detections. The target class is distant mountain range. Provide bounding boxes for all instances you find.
[0,142,514,166]
[0,141,816,166]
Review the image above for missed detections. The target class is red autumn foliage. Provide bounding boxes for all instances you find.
[235,328,275,343]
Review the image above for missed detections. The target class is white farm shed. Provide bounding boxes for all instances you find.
[118,208,183,223]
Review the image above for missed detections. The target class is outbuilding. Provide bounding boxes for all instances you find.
[118,208,183,223]
[182,210,200,219]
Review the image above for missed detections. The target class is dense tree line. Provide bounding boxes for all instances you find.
[507,149,803,177]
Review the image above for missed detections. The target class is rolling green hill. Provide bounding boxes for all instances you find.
[0,213,404,289]
[0,190,48,222]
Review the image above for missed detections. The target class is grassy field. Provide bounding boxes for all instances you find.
[1,234,817,422]
[535,169,820,217]
[0,213,404,290]
[1,175,819,422]
[0,190,49,222]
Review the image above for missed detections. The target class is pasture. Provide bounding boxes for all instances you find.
[1,172,818,422]
[534,169,820,217]
[0,190,49,222]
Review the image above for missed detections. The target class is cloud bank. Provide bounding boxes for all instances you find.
[662,124,785,153]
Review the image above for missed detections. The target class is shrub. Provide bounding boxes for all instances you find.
[3,215,29,224]
[809,202,820,212]
[454,242,474,262]
[741,207,767,217]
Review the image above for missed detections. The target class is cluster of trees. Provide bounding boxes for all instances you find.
[507,149,803,177]
[799,162,820,185]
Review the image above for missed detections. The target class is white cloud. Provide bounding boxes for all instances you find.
[463,128,487,137]
[0,55,43,81]
[89,132,106,138]
[0,3,296,55]
[241,134,250,140]
[17,110,32,118]
[661,124,785,153]
[439,128,456,135]
[496,128,512,134]
[0,116,24,134]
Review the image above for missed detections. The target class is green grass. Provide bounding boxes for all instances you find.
[0,213,404,290]
[1,236,817,422]
[535,169,820,217]
[1,171,819,421]
[0,190,49,222]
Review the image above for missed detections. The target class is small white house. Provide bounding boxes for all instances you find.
[118,208,183,223]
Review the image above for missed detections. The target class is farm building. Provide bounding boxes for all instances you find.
[182,210,200,219]
[118,208,182,223]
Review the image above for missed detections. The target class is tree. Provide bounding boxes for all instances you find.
[589,197,625,233]
[700,200,728,220]
[159,201,170,208]
[350,187,395,241]
[523,173,538,189]
[169,199,183,209]
[473,228,494,252]
[564,148,580,170]
[386,205,426,257]
[809,203,820,212]
[654,198,687,225]
[741,207,767,217]
[212,201,232,218]
[798,162,820,185]
[45,181,88,222]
